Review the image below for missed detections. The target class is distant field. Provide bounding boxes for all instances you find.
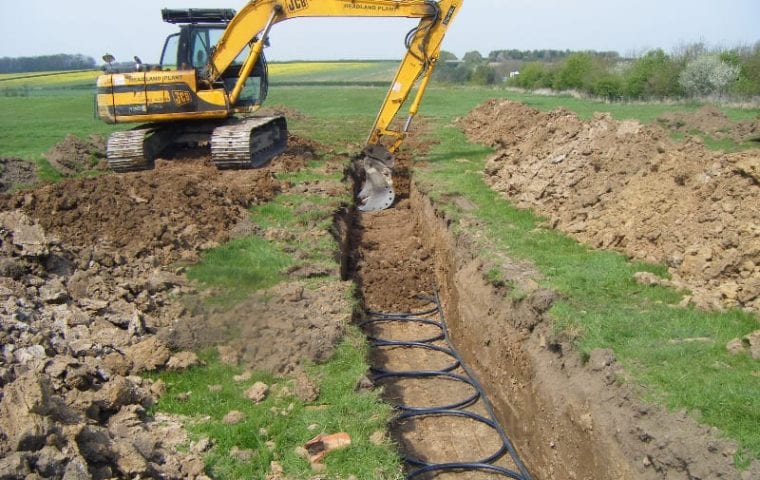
[2,62,757,164]
[0,70,100,88]
[269,61,398,83]
[0,61,398,91]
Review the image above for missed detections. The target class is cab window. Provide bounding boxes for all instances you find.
[191,29,212,68]
[160,33,180,70]
[191,27,249,68]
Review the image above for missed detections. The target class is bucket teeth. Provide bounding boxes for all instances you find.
[357,144,396,212]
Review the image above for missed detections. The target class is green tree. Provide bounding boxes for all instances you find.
[728,44,760,95]
[471,64,498,85]
[553,52,594,90]
[462,50,485,66]
[509,62,547,89]
[438,50,458,62]
[624,49,683,98]
[433,62,471,84]
[591,74,624,100]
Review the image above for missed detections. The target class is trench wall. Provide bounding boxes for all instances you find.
[409,182,753,480]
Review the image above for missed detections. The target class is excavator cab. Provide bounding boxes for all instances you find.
[160,8,268,110]
[97,0,463,210]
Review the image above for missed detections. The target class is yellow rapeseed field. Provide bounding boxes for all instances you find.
[0,61,394,89]
[0,70,100,87]
[268,62,373,76]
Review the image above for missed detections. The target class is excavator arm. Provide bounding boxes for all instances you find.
[207,0,463,210]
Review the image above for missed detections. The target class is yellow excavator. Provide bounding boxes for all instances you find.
[95,0,462,211]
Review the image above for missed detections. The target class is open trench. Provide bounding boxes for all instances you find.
[336,152,745,480]
[342,159,533,479]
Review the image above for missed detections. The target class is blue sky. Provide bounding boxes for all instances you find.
[1,0,758,63]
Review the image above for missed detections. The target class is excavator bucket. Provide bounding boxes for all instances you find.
[357,144,395,212]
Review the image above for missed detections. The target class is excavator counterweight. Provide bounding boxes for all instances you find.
[95,0,463,211]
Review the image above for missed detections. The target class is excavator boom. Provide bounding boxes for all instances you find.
[95,0,463,210]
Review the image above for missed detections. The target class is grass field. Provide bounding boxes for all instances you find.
[416,126,760,462]
[269,60,399,84]
[1,66,759,468]
[249,81,760,464]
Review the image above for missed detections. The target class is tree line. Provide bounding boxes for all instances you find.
[435,43,760,99]
[0,54,96,74]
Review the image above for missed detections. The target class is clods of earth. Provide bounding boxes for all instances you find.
[1,99,759,479]
[462,100,760,313]
[0,136,352,479]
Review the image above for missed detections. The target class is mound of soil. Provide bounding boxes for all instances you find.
[0,157,37,192]
[0,210,207,479]
[0,136,346,479]
[461,100,760,313]
[44,134,106,176]
[657,105,760,143]
[1,160,280,265]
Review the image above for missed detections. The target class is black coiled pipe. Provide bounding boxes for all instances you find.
[363,293,533,479]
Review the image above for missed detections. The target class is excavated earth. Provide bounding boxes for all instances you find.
[349,153,527,479]
[2,99,760,480]
[461,100,760,313]
[0,136,353,479]
[0,158,37,193]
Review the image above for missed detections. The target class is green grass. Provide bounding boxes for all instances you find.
[3,67,760,466]
[149,334,401,479]
[186,236,293,306]
[0,93,118,183]
[267,82,760,460]
[186,154,348,308]
[157,143,400,477]
[416,124,760,461]
[675,131,760,152]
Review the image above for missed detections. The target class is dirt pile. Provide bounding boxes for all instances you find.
[461,99,760,313]
[0,210,208,479]
[657,105,760,143]
[163,281,352,374]
[44,134,107,176]
[0,158,37,192]
[0,136,338,478]
[1,160,281,264]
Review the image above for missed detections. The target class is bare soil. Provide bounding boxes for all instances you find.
[0,136,351,479]
[461,99,760,313]
[350,199,435,312]
[0,157,37,192]
[44,134,107,176]
[162,281,352,375]
[657,105,760,143]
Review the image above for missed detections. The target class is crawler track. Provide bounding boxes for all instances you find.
[211,116,287,169]
[105,116,287,172]
[106,128,159,172]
